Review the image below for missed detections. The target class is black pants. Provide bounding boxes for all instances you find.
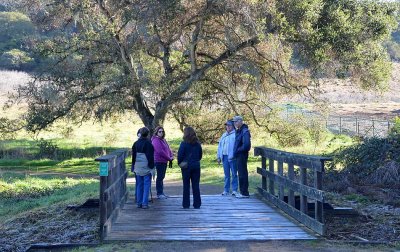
[236,152,249,196]
[155,162,167,195]
[181,168,201,208]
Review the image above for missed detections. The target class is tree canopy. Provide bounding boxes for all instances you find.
[4,0,398,133]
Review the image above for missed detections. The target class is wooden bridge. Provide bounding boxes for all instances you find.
[95,147,331,241]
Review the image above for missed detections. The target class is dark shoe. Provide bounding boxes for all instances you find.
[142,205,149,209]
[182,206,189,209]
[194,206,200,209]
[137,204,142,208]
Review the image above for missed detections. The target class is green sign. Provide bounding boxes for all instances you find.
[99,162,109,176]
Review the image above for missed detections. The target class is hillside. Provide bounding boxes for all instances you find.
[317,62,400,120]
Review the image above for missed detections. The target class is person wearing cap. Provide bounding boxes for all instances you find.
[217,120,238,196]
[232,115,251,198]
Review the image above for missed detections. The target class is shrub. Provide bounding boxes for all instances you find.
[0,49,34,70]
[37,138,59,159]
[329,131,400,187]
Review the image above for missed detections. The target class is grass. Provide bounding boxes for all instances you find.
[0,172,98,222]
[0,119,354,225]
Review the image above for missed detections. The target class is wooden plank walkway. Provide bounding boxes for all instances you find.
[105,195,317,241]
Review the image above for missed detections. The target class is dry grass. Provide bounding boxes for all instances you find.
[369,160,400,186]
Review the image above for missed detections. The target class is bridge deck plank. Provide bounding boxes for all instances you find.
[105,195,316,241]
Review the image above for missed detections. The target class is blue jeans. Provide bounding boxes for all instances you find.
[222,155,238,193]
[181,168,201,208]
[136,173,152,207]
[155,162,167,195]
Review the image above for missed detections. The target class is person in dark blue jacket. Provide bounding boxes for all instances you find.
[232,116,251,198]
[177,126,203,209]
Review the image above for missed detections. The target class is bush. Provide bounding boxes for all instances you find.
[0,49,34,70]
[329,132,400,187]
[37,138,59,159]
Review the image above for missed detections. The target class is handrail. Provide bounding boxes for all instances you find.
[254,146,332,235]
[95,149,129,240]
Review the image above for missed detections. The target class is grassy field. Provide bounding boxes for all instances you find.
[0,112,351,223]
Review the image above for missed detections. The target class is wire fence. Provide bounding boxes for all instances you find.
[283,105,396,138]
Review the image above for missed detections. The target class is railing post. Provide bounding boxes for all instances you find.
[288,163,295,208]
[278,159,284,201]
[300,166,308,214]
[268,158,275,196]
[315,162,324,223]
[99,160,110,241]
[262,157,267,190]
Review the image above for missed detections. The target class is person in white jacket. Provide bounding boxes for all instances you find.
[217,120,238,196]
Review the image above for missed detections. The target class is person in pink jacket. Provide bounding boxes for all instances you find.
[151,126,174,199]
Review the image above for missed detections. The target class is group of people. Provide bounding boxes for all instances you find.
[131,115,251,210]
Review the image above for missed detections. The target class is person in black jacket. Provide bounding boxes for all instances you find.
[232,116,251,198]
[132,127,155,209]
[177,127,203,209]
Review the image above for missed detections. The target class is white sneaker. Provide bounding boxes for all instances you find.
[235,193,249,198]
[157,194,168,199]
[231,191,238,196]
[221,191,229,196]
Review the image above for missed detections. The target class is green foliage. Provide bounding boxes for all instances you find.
[330,132,400,186]
[4,1,396,135]
[0,48,34,70]
[37,138,59,159]
[0,11,35,46]
[0,12,36,71]
[389,116,400,136]
[278,0,397,89]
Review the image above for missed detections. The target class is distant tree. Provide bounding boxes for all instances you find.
[0,11,35,51]
[3,0,398,133]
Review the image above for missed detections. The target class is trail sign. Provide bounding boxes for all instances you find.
[99,162,109,176]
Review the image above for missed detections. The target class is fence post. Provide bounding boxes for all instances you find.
[278,160,284,201]
[288,163,295,208]
[355,118,358,136]
[372,119,375,137]
[268,158,275,196]
[339,117,342,134]
[315,162,324,223]
[300,166,308,214]
[262,157,267,190]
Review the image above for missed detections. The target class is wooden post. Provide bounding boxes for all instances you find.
[300,166,308,214]
[355,118,358,136]
[278,160,284,201]
[268,158,275,196]
[315,162,324,223]
[288,163,295,208]
[99,161,109,241]
[372,119,375,137]
[262,157,267,190]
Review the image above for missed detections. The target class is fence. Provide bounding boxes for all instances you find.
[284,105,395,138]
[254,146,332,235]
[95,149,129,241]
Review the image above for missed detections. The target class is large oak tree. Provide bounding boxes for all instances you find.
[4,0,398,133]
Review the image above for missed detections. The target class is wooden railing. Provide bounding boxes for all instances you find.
[95,149,129,240]
[254,147,332,235]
